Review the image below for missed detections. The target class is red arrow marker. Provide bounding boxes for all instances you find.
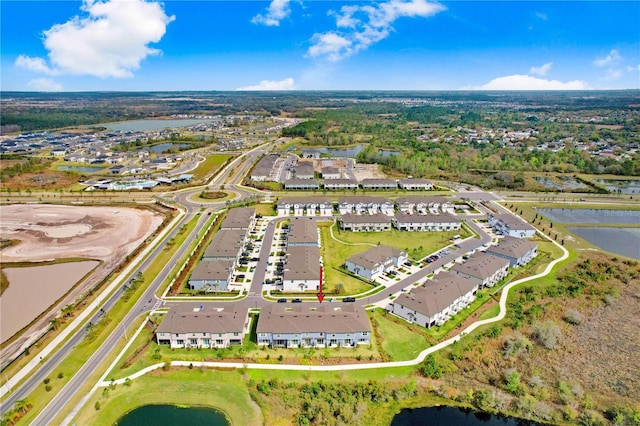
[317,265,324,303]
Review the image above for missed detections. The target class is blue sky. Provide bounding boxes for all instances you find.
[2,0,639,91]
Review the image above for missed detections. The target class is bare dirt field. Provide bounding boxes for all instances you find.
[352,163,386,180]
[0,204,163,362]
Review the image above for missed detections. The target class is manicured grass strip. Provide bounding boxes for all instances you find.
[191,154,233,180]
[72,369,262,426]
[372,312,430,361]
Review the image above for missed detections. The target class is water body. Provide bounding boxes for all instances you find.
[58,165,105,173]
[145,142,189,153]
[116,404,229,426]
[377,149,401,158]
[533,176,587,191]
[391,406,537,426]
[315,145,364,157]
[568,227,640,259]
[538,208,640,225]
[101,119,219,132]
[593,179,640,194]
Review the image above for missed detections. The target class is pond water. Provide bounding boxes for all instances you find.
[537,208,640,225]
[58,165,105,173]
[593,179,640,194]
[145,142,189,153]
[391,406,537,425]
[115,404,229,426]
[315,145,364,157]
[567,227,640,259]
[100,119,219,132]
[533,176,587,191]
[377,149,401,158]
[0,260,100,343]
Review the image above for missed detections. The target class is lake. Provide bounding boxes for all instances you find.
[316,145,364,157]
[593,179,640,194]
[391,406,537,425]
[538,208,640,225]
[0,260,100,343]
[533,176,587,191]
[100,119,219,132]
[568,227,640,259]
[145,142,189,153]
[58,165,105,173]
[115,404,229,426]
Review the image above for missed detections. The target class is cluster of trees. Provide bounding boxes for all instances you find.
[0,157,51,181]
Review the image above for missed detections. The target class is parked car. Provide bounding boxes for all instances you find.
[251,257,260,262]
[342,297,356,302]
[291,298,303,303]
[277,298,287,303]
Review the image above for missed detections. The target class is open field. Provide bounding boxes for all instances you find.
[190,153,234,180]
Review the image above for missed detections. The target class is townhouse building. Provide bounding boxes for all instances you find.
[450,252,510,288]
[338,213,392,232]
[486,236,538,267]
[488,213,536,238]
[345,245,408,281]
[392,212,461,232]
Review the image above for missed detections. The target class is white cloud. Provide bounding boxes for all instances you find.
[236,77,296,91]
[535,12,547,20]
[594,49,622,67]
[15,55,55,75]
[27,78,63,91]
[252,0,291,27]
[18,0,174,79]
[529,62,552,76]
[307,0,445,62]
[470,74,589,90]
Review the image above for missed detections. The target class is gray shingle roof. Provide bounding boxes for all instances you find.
[157,306,247,334]
[486,236,538,259]
[346,245,404,270]
[256,304,371,334]
[450,252,510,279]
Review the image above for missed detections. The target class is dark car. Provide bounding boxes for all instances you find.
[291,298,303,303]
[251,257,260,262]
[342,297,356,302]
[239,259,249,265]
[277,298,287,303]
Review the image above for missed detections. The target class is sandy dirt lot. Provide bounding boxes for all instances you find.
[0,204,163,361]
[351,163,386,180]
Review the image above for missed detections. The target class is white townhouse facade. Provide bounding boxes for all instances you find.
[392,212,461,232]
[391,271,478,328]
[486,236,538,267]
[337,196,395,216]
[450,252,510,288]
[156,306,249,349]
[323,178,358,191]
[256,304,371,348]
[395,196,452,214]
[398,178,434,190]
[284,178,320,190]
[488,213,536,238]
[277,197,333,216]
[345,245,408,281]
[360,178,398,190]
[338,213,392,232]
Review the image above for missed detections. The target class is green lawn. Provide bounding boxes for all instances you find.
[331,225,465,261]
[191,154,233,180]
[72,369,262,426]
[318,223,375,295]
[372,311,431,361]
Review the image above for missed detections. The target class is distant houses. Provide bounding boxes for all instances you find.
[257,304,371,348]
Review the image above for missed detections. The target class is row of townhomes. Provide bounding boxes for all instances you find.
[339,212,462,233]
[391,236,538,328]
[256,304,371,348]
[283,177,434,191]
[280,217,322,292]
[187,208,256,292]
[156,305,250,349]
[345,245,408,281]
[488,213,536,239]
[276,196,454,217]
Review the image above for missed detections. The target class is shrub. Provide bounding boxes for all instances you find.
[532,321,562,349]
[94,401,101,411]
[44,384,52,392]
[57,372,64,379]
[563,309,583,325]
[43,378,50,385]
[502,332,532,358]
[421,354,442,379]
